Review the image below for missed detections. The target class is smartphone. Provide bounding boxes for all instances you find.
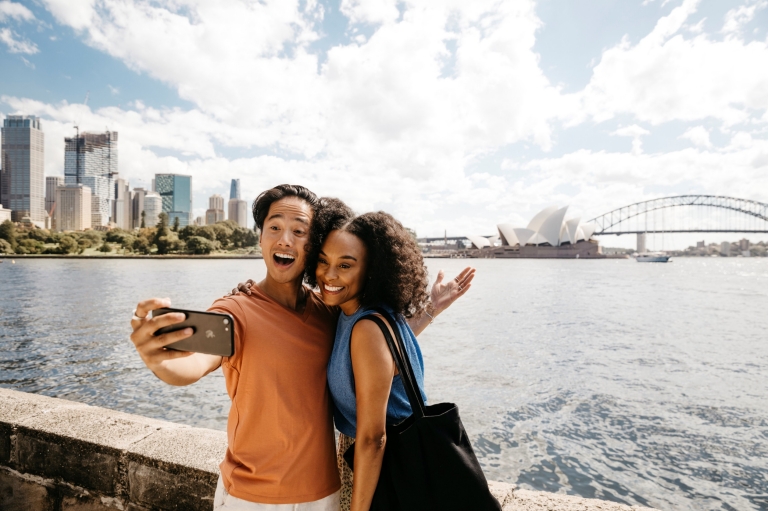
[153,308,235,357]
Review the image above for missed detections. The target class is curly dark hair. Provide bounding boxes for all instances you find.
[306,208,430,318]
[304,197,356,286]
[251,184,320,231]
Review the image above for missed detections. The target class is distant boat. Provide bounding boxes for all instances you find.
[636,252,671,263]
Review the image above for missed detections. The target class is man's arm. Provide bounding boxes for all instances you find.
[130,298,222,386]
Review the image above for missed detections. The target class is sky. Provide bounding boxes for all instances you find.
[1,0,767,248]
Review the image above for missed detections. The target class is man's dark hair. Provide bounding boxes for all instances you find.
[251,184,320,231]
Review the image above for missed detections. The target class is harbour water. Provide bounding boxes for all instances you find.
[1,257,766,510]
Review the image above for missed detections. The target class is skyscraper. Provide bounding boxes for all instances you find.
[64,131,118,228]
[132,187,147,228]
[55,184,92,232]
[155,174,192,227]
[206,193,225,225]
[143,192,163,228]
[228,197,248,228]
[113,178,131,230]
[230,179,241,200]
[45,176,64,215]
[1,116,45,224]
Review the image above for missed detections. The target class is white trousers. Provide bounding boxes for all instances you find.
[213,477,340,511]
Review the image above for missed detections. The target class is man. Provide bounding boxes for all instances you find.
[129,184,474,510]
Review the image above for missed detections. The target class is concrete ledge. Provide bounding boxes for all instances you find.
[0,388,659,510]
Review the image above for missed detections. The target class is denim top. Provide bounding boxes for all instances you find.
[327,304,427,438]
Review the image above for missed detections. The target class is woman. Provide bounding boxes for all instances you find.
[305,203,474,511]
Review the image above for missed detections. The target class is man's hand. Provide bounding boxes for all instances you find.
[430,267,475,316]
[228,279,256,297]
[129,298,221,386]
[130,298,194,370]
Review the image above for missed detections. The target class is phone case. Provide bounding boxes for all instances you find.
[153,308,235,357]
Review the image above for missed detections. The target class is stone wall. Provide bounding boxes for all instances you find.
[0,388,658,511]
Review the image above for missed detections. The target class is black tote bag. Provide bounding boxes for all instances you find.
[343,308,502,511]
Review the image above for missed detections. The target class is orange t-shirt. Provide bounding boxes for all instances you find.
[209,286,340,504]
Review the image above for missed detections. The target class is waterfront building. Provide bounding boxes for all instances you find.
[132,187,147,228]
[113,178,131,230]
[739,238,749,251]
[0,204,10,223]
[55,184,91,231]
[469,205,601,259]
[194,216,203,226]
[720,241,731,257]
[64,131,118,228]
[228,197,248,228]
[206,193,225,225]
[154,174,192,227]
[45,176,64,214]
[1,116,45,225]
[230,179,241,200]
[696,240,706,249]
[143,192,162,228]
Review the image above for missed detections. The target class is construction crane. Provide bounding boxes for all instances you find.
[72,91,89,138]
[72,91,90,184]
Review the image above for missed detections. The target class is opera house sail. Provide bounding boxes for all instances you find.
[468,206,604,259]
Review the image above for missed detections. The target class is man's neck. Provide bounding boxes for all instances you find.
[257,276,306,311]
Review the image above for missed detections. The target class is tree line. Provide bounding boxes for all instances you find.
[0,213,259,256]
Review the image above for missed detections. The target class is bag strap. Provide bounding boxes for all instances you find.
[358,312,425,418]
[371,307,426,413]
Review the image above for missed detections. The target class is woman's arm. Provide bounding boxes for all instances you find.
[408,267,476,336]
[349,318,397,511]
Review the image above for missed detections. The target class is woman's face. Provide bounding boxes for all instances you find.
[316,230,368,314]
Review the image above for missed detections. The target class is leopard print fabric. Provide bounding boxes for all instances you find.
[336,433,355,511]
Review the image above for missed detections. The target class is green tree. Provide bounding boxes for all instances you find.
[0,238,13,254]
[0,220,16,250]
[59,236,79,254]
[186,236,215,255]
[140,210,146,228]
[98,242,112,253]
[132,237,151,255]
[172,216,180,232]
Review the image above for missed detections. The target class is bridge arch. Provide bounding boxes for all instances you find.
[588,195,768,235]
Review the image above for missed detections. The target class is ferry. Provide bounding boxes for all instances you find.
[636,252,671,263]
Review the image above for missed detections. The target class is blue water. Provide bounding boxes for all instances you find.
[1,257,766,510]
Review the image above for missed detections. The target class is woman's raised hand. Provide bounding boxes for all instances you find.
[429,267,475,315]
[228,279,256,297]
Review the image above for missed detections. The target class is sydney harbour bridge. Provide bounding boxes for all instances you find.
[419,195,768,248]
[587,195,768,236]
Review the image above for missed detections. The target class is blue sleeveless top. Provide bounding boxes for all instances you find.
[327,305,428,438]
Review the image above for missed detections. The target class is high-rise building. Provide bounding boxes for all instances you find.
[1,116,45,225]
[228,198,248,228]
[720,241,731,257]
[155,173,192,227]
[113,178,131,230]
[132,187,147,228]
[206,193,225,225]
[45,176,64,214]
[64,131,118,228]
[143,192,163,228]
[55,184,92,232]
[230,179,241,200]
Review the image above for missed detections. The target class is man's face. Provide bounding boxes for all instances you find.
[259,197,313,285]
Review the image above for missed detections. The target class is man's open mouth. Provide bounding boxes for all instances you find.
[273,252,295,267]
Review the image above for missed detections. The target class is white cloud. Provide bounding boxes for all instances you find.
[613,124,650,155]
[0,1,35,22]
[579,0,768,126]
[108,85,119,95]
[341,0,400,25]
[722,1,767,38]
[0,27,38,54]
[679,125,711,148]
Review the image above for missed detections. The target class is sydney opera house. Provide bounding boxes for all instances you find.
[467,206,604,258]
